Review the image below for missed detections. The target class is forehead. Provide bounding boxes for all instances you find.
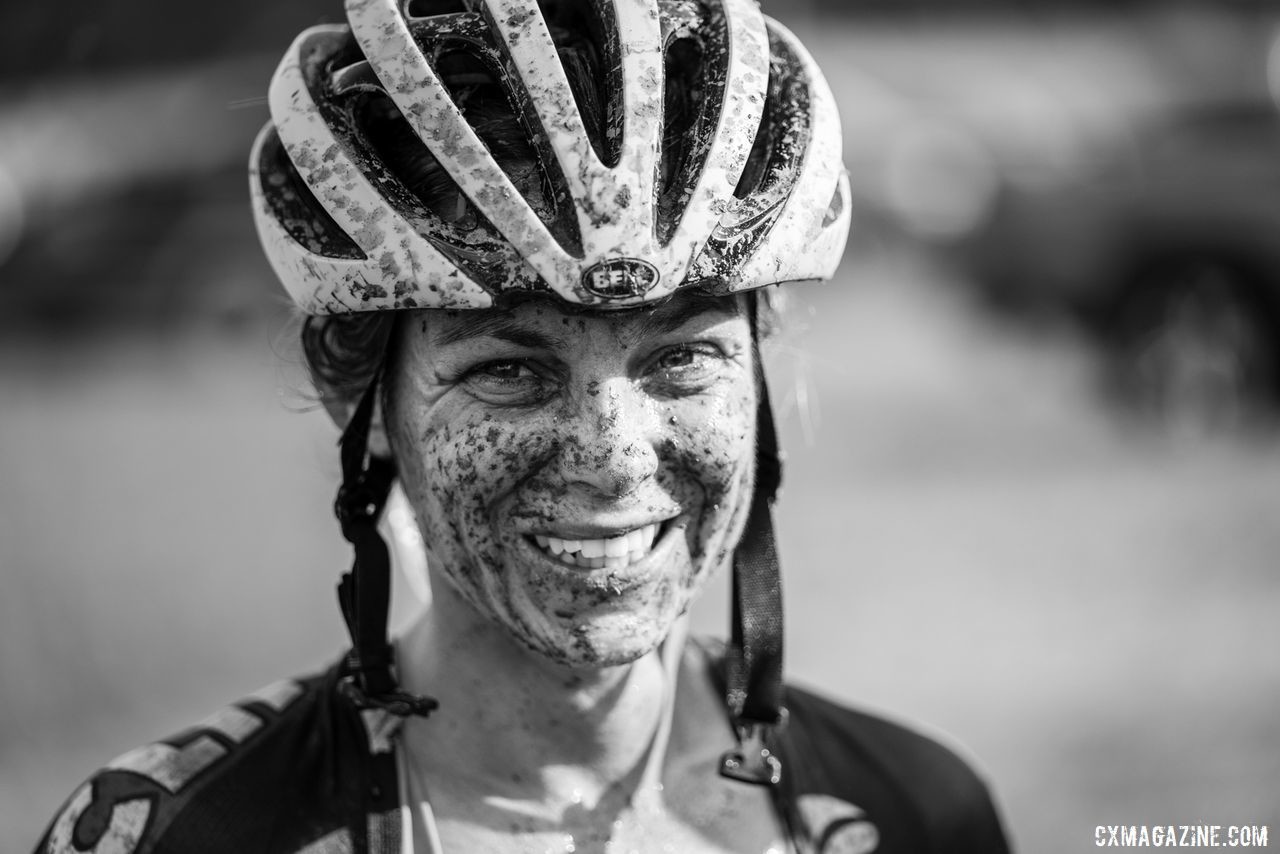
[424,290,750,348]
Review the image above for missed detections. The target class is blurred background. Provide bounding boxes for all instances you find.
[3,0,1279,849]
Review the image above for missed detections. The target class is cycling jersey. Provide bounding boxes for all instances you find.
[35,650,1011,854]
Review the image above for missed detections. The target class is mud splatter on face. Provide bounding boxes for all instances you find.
[386,292,757,668]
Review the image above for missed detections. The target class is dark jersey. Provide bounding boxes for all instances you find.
[35,656,1011,854]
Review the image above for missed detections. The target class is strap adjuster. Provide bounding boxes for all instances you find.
[337,674,439,718]
[719,711,786,786]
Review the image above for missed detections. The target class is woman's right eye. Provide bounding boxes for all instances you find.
[461,360,554,404]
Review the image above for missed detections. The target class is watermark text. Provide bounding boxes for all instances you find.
[1097,826,1269,847]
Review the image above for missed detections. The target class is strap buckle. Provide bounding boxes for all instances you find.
[334,477,383,535]
[337,675,439,718]
[719,714,785,787]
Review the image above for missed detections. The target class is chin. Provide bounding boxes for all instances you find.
[516,603,684,671]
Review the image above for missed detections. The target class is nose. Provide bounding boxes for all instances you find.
[557,379,659,499]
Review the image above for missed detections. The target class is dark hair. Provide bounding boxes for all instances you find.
[301,310,398,407]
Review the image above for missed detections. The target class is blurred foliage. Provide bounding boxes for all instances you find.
[0,1,339,79]
[2,0,1275,81]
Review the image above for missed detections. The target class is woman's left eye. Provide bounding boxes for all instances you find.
[655,348,697,370]
[474,361,535,380]
[648,344,725,385]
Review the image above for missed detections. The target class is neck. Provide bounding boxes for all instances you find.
[395,579,685,812]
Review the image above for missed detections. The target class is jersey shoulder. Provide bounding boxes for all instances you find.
[33,665,395,854]
[778,682,1013,854]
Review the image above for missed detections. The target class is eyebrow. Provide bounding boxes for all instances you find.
[634,292,742,342]
[432,291,742,349]
[433,313,568,350]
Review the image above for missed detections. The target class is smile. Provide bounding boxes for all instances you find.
[531,522,662,570]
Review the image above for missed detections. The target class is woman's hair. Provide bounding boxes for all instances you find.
[302,310,399,407]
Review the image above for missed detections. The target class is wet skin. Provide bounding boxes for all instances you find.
[385,291,758,669]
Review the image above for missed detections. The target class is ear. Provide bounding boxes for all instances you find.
[318,384,394,461]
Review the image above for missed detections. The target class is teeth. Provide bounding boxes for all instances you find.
[533,523,662,569]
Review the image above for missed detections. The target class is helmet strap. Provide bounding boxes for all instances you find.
[334,369,438,718]
[719,298,786,786]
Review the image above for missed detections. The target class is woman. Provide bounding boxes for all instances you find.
[37,0,1011,851]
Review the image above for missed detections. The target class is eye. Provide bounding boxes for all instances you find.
[645,343,729,394]
[653,343,721,371]
[461,359,556,405]
[473,360,535,380]
[654,347,698,370]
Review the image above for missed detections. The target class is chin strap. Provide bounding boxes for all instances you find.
[719,301,786,787]
[334,370,438,718]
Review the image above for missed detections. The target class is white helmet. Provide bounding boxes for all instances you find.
[250,0,850,314]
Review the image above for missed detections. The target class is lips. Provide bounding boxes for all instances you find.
[530,522,663,570]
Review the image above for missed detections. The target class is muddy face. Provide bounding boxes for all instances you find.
[386,291,757,669]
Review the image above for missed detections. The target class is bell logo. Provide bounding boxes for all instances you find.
[582,258,660,299]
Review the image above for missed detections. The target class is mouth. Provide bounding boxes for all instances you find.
[528,521,666,571]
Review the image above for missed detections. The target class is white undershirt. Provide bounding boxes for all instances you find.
[398,743,444,854]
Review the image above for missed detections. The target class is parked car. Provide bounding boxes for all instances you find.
[950,98,1280,429]
[800,5,1280,430]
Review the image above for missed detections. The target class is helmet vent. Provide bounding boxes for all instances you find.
[695,26,814,272]
[355,91,480,226]
[821,183,844,228]
[541,0,621,169]
[432,43,586,257]
[655,12,726,246]
[352,90,532,290]
[733,95,771,201]
[404,0,472,15]
[734,30,811,202]
[259,127,366,261]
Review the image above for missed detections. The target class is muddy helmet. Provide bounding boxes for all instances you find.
[251,0,849,314]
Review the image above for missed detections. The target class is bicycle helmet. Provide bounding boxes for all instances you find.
[250,0,850,786]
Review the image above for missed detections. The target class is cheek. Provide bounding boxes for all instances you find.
[390,404,554,568]
[665,380,757,562]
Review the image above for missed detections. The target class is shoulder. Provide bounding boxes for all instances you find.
[777,682,1013,854]
[32,665,395,854]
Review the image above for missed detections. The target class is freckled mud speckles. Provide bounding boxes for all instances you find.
[505,7,534,29]
[385,298,757,668]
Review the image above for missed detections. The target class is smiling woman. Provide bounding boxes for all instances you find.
[35,1,1010,852]
[385,294,757,669]
[304,293,760,676]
